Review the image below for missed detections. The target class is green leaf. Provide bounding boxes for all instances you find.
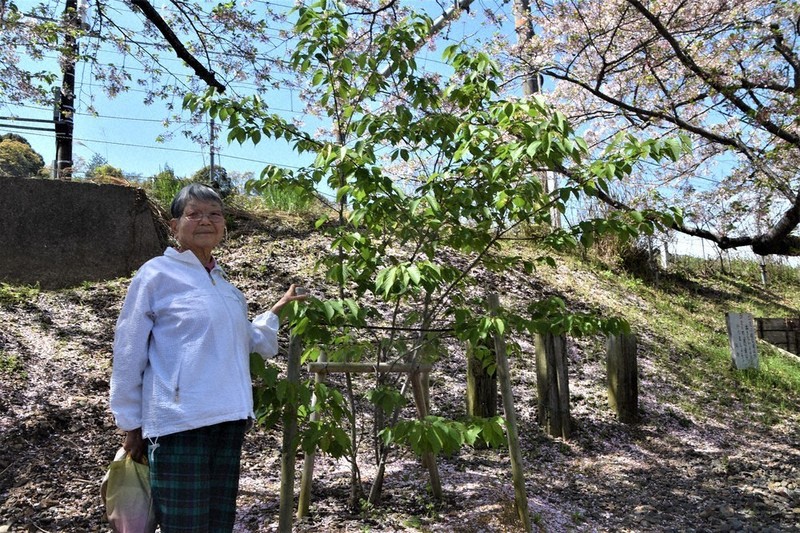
[383,267,398,297]
[344,298,360,319]
[407,264,421,285]
[493,317,505,336]
[322,301,335,321]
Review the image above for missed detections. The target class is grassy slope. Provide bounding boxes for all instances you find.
[652,259,792,410]
[540,250,800,415]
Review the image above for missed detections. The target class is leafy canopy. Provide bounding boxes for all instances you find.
[186,1,689,457]
[0,135,45,178]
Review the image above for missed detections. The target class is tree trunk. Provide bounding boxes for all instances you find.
[345,372,363,510]
[411,371,442,500]
[297,352,327,519]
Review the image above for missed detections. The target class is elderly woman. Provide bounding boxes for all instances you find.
[110,183,305,532]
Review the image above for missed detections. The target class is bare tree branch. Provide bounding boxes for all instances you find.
[625,0,800,148]
[129,0,226,92]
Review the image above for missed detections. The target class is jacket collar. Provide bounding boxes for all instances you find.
[164,247,226,275]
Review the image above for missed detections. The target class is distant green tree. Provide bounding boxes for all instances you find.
[85,154,108,179]
[149,165,186,207]
[191,165,234,198]
[0,133,30,144]
[0,135,45,178]
[92,164,125,181]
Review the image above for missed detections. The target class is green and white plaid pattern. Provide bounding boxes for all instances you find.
[149,420,248,532]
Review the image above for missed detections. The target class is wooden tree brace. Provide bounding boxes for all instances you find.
[278,335,303,532]
[488,293,532,532]
[298,359,438,512]
[307,362,433,374]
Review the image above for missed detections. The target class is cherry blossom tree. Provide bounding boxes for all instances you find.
[0,0,287,103]
[503,0,800,256]
[0,1,475,154]
[8,0,798,255]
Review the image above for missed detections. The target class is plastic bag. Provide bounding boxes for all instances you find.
[100,447,158,533]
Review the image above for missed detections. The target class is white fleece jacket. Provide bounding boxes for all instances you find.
[110,247,280,438]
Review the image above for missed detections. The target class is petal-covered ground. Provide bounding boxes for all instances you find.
[1,219,798,532]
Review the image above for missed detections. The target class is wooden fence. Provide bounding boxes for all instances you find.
[755,318,800,355]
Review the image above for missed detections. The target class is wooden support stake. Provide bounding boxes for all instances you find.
[278,335,302,532]
[535,332,571,439]
[607,333,639,423]
[410,370,442,500]
[466,340,498,419]
[488,293,532,533]
[307,362,432,374]
[297,352,327,519]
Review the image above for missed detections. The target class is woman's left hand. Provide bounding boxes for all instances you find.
[270,284,309,316]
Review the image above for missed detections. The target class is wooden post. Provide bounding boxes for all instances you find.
[535,332,571,439]
[421,370,431,415]
[466,340,497,419]
[278,335,303,532]
[297,352,327,519]
[410,370,443,500]
[606,333,639,424]
[488,293,532,532]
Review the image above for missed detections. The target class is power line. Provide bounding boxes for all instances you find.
[0,122,303,172]
[0,123,54,133]
[4,90,303,125]
[0,116,55,124]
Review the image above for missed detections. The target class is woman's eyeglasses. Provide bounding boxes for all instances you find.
[183,212,224,223]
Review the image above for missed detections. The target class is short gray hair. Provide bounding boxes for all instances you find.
[170,183,224,218]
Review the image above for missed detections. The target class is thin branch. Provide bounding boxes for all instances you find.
[545,69,741,149]
[129,0,226,92]
[625,0,800,148]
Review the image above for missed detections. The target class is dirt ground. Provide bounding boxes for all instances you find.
[1,219,799,532]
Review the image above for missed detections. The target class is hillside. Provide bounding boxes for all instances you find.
[1,212,799,532]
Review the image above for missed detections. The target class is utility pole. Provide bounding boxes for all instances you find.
[514,0,540,95]
[54,0,79,179]
[209,117,216,178]
[515,0,561,227]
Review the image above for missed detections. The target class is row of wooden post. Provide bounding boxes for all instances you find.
[465,307,638,532]
[468,330,640,440]
[278,298,639,532]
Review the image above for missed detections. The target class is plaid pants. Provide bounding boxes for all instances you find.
[149,420,248,533]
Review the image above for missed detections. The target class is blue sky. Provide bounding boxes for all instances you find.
[3,1,311,179]
[1,1,507,184]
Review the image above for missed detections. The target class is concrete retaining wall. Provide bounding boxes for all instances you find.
[0,177,168,289]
